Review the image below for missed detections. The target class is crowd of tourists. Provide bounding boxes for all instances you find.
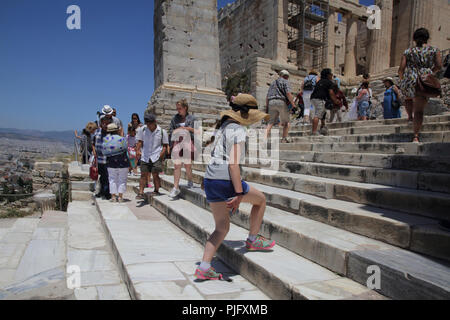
[264,28,447,143]
[72,27,448,281]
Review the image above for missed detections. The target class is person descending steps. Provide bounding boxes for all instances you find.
[195,94,276,281]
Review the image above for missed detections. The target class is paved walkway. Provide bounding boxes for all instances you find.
[0,202,131,300]
[0,190,269,300]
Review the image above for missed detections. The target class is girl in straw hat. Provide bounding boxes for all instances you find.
[195,94,276,281]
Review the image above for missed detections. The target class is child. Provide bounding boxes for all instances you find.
[135,113,169,198]
[127,124,138,176]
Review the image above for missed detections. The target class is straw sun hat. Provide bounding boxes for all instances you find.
[220,94,269,126]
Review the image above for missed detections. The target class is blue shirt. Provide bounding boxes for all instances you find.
[93,129,108,164]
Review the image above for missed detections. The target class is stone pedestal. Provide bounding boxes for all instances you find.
[367,0,393,74]
[150,0,229,128]
[33,192,57,213]
[148,83,228,130]
[344,14,357,78]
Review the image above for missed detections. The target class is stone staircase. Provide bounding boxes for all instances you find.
[158,113,450,300]
[61,114,450,300]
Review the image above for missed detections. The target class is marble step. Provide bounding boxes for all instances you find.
[157,176,450,300]
[239,167,450,222]
[239,156,450,194]
[288,122,450,136]
[275,142,450,156]
[161,174,450,262]
[93,194,270,300]
[278,131,450,144]
[71,190,93,202]
[66,201,131,300]
[70,181,95,192]
[187,157,450,197]
[257,114,450,131]
[241,151,450,173]
[148,190,386,300]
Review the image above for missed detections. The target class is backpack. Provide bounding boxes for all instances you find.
[303,75,316,91]
[102,134,127,157]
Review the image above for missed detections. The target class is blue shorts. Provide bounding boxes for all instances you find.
[203,179,250,203]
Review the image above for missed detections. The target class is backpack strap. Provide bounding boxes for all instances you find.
[210,121,233,162]
[275,79,288,103]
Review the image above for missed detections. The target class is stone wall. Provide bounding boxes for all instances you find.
[154,0,222,90]
[218,0,279,80]
[32,162,69,211]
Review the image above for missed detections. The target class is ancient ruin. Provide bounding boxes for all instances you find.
[147,0,230,128]
[218,0,450,106]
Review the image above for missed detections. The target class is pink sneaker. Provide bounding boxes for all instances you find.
[246,235,275,251]
[194,267,223,280]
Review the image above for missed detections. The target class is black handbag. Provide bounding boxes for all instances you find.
[391,91,401,110]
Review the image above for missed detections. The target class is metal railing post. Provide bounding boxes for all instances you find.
[84,137,88,165]
[74,138,79,164]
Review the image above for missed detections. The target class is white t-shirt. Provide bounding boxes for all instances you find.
[204,122,246,180]
[136,125,169,163]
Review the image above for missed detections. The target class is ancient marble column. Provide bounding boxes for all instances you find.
[367,0,393,74]
[344,13,357,78]
[410,0,435,47]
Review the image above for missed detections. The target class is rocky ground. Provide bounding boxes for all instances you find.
[0,138,72,219]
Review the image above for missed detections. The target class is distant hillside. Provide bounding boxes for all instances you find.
[0,128,74,145]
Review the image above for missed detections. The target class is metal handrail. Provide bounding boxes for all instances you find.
[73,136,89,165]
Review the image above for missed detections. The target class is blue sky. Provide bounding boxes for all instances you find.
[0,0,373,131]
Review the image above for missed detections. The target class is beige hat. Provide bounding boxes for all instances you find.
[106,123,119,133]
[279,70,290,77]
[233,94,258,107]
[221,94,269,126]
[383,77,395,84]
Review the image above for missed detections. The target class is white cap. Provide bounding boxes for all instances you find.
[279,70,290,77]
[102,105,113,115]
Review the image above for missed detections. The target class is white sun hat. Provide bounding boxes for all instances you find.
[102,105,114,115]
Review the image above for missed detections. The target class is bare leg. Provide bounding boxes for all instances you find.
[152,172,161,192]
[139,172,149,195]
[241,186,266,236]
[184,163,193,183]
[405,99,413,121]
[265,123,275,139]
[312,117,319,134]
[173,163,182,189]
[282,122,289,139]
[413,95,427,141]
[201,202,230,263]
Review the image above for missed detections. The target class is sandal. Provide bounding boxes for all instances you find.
[135,194,145,200]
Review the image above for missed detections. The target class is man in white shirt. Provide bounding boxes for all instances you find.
[135,113,169,199]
